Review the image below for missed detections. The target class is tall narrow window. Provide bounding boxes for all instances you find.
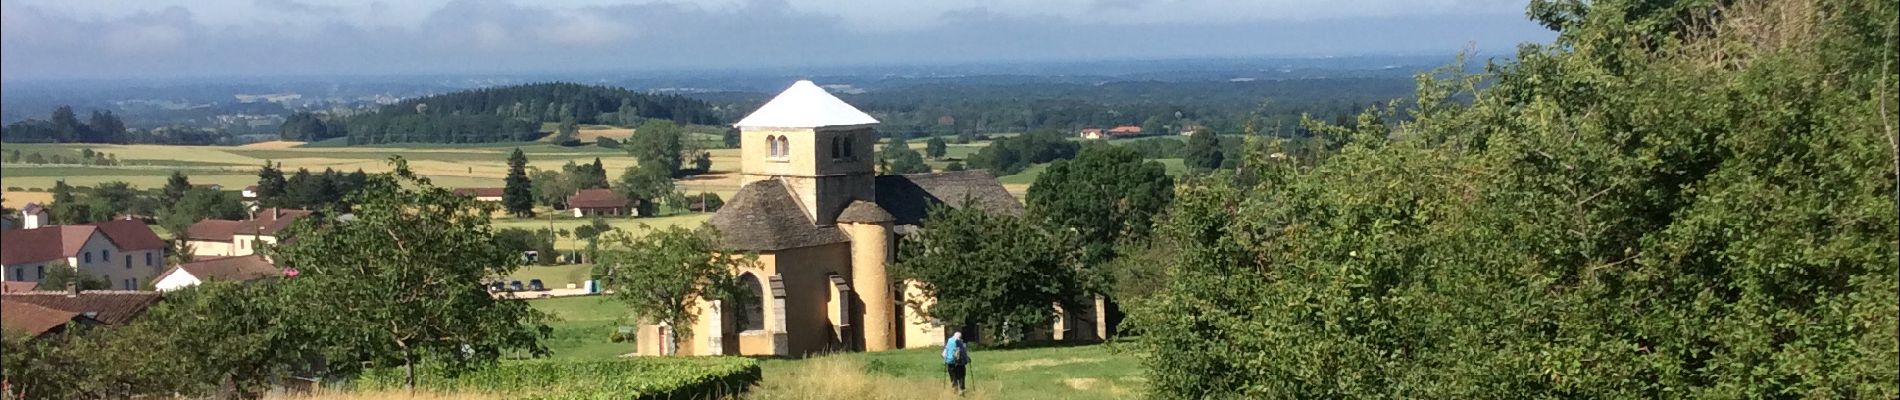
[842,137,854,159]
[737,273,766,332]
[768,135,781,157]
[777,136,790,158]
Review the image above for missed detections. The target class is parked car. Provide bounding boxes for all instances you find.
[509,280,524,291]
[528,279,545,291]
[488,282,507,292]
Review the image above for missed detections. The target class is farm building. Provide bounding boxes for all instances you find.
[185,208,313,258]
[153,255,282,292]
[451,187,506,203]
[635,80,1107,357]
[568,189,635,217]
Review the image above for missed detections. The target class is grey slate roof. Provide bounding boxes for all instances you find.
[710,171,1022,251]
[874,170,1025,227]
[708,179,850,251]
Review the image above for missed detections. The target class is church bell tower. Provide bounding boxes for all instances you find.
[733,80,880,225]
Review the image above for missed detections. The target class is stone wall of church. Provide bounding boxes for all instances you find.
[768,242,855,355]
[738,126,875,178]
[766,175,876,225]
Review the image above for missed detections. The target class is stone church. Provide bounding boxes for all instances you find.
[636,81,1102,356]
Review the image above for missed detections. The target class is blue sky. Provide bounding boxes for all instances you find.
[0,0,1554,79]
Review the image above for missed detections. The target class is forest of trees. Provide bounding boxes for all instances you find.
[0,106,128,143]
[691,77,1416,141]
[339,82,721,145]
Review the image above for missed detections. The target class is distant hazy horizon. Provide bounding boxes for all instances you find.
[1,0,1553,81]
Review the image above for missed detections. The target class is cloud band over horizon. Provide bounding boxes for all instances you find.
[0,0,1555,80]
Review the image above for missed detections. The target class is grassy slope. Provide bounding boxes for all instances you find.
[522,294,1144,399]
[755,342,1144,400]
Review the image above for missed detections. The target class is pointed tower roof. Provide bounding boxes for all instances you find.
[734,80,879,129]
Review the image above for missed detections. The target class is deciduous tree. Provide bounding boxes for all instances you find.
[1027,144,1173,267]
[593,226,752,353]
[895,205,1081,342]
[273,158,549,390]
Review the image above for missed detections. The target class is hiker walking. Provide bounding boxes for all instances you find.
[943,331,971,395]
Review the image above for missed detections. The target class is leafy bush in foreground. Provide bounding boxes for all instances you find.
[354,357,761,400]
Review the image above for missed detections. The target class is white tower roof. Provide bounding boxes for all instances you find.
[734,80,879,129]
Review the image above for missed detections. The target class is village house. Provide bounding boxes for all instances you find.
[635,81,1106,357]
[185,208,313,258]
[1,286,161,338]
[241,185,260,205]
[1107,125,1143,137]
[452,187,506,203]
[1,207,168,291]
[153,255,282,292]
[1,300,102,339]
[568,189,635,217]
[1079,128,1106,139]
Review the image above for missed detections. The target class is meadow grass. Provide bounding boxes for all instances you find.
[520,295,1145,399]
[755,341,1144,400]
[266,390,496,400]
[522,296,638,361]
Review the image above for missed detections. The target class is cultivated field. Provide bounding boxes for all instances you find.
[0,142,744,209]
[0,135,1193,209]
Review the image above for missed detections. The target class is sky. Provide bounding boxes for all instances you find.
[0,0,1556,80]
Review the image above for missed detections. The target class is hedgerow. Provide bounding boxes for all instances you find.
[354,357,761,400]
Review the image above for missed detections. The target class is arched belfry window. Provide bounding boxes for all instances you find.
[767,135,782,157]
[737,273,766,332]
[777,136,790,159]
[842,137,854,159]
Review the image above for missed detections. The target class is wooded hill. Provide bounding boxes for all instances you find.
[331,82,720,145]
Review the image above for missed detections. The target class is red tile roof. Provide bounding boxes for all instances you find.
[1108,126,1143,135]
[159,256,279,284]
[188,219,242,241]
[1,225,100,265]
[1,291,161,325]
[233,208,314,237]
[568,189,632,209]
[1,281,39,293]
[453,188,506,198]
[0,300,93,336]
[92,220,165,251]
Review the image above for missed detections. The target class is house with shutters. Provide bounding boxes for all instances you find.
[1,209,167,291]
